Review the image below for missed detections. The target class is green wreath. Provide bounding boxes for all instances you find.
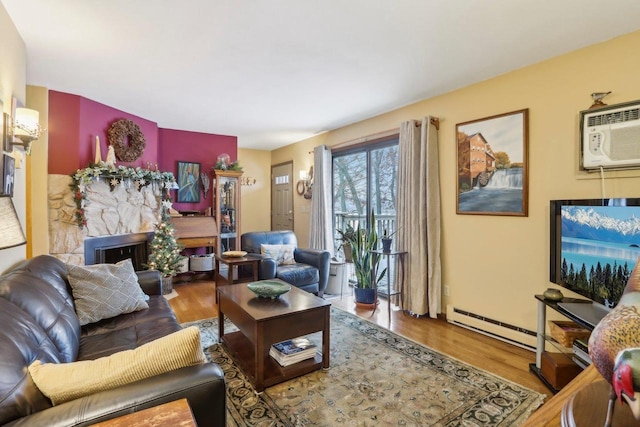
[108,119,146,162]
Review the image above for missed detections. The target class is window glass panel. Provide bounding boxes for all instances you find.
[332,138,399,290]
[332,138,398,251]
[333,151,367,236]
[370,145,398,236]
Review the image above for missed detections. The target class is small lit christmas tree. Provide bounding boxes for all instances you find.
[147,207,184,290]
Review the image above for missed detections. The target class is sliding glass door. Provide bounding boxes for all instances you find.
[332,138,399,254]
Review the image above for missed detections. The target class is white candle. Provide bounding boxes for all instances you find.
[95,136,102,164]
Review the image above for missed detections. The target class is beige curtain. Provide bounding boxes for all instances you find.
[397,117,441,317]
[309,145,333,255]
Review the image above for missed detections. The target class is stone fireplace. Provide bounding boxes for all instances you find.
[49,174,163,265]
[84,232,154,270]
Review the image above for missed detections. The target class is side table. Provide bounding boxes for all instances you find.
[370,249,407,321]
[215,253,261,285]
[90,398,196,427]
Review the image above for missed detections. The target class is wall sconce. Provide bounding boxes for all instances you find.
[0,196,27,250]
[240,177,257,186]
[296,166,313,199]
[8,108,46,155]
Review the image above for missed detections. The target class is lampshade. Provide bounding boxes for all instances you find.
[13,108,40,141]
[0,196,27,250]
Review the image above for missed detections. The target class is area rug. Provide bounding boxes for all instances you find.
[181,308,545,426]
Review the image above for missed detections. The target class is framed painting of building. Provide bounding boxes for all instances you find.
[456,109,529,216]
[177,161,201,203]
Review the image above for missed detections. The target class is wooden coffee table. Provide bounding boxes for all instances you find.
[217,281,331,392]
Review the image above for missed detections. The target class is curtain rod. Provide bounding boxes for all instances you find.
[415,117,440,130]
[331,128,400,150]
[331,117,440,150]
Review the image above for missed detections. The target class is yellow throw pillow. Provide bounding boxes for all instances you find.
[28,326,205,405]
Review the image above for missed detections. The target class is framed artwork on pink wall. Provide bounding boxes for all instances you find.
[177,161,201,203]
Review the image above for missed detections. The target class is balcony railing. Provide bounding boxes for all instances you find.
[334,212,397,244]
[334,212,399,297]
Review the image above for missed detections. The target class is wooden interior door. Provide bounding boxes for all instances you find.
[271,162,293,231]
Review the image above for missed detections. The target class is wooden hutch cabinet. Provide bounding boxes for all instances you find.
[212,169,243,255]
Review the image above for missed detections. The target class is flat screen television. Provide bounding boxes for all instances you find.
[550,198,640,309]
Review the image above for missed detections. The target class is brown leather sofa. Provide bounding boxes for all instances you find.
[0,255,226,427]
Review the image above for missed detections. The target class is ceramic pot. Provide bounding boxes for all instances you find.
[354,287,377,305]
[381,238,392,253]
[342,242,353,263]
[543,287,563,301]
[161,276,173,295]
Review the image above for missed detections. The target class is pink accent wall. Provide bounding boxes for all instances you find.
[79,96,159,169]
[48,90,159,174]
[159,128,237,213]
[47,91,238,215]
[48,91,82,174]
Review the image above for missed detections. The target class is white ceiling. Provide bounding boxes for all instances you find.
[3,0,640,150]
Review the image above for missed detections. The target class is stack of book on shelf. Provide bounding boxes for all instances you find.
[269,337,318,367]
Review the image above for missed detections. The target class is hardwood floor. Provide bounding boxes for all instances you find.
[168,279,550,398]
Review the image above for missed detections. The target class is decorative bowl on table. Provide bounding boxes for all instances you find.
[222,250,247,258]
[543,287,564,302]
[247,281,291,299]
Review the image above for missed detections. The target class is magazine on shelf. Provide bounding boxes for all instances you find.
[270,337,317,366]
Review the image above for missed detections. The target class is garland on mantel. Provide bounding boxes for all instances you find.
[69,164,177,228]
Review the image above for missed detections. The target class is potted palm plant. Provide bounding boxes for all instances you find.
[346,210,387,306]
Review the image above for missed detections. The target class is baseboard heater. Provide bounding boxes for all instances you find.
[451,307,536,351]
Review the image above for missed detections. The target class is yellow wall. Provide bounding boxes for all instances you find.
[272,30,640,341]
[238,148,271,233]
[271,137,317,247]
[26,85,49,257]
[0,3,27,273]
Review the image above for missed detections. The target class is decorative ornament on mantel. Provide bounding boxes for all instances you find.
[105,146,117,167]
[69,165,177,228]
[108,119,146,162]
[94,136,102,164]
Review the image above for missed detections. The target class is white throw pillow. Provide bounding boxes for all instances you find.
[261,244,296,265]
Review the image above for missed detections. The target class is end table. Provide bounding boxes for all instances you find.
[370,249,407,321]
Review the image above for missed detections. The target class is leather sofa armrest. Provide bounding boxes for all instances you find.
[136,269,162,295]
[6,364,225,427]
[295,248,331,293]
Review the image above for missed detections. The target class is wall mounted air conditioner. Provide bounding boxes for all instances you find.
[581,100,640,170]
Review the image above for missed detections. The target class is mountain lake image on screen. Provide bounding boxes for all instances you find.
[554,198,640,308]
